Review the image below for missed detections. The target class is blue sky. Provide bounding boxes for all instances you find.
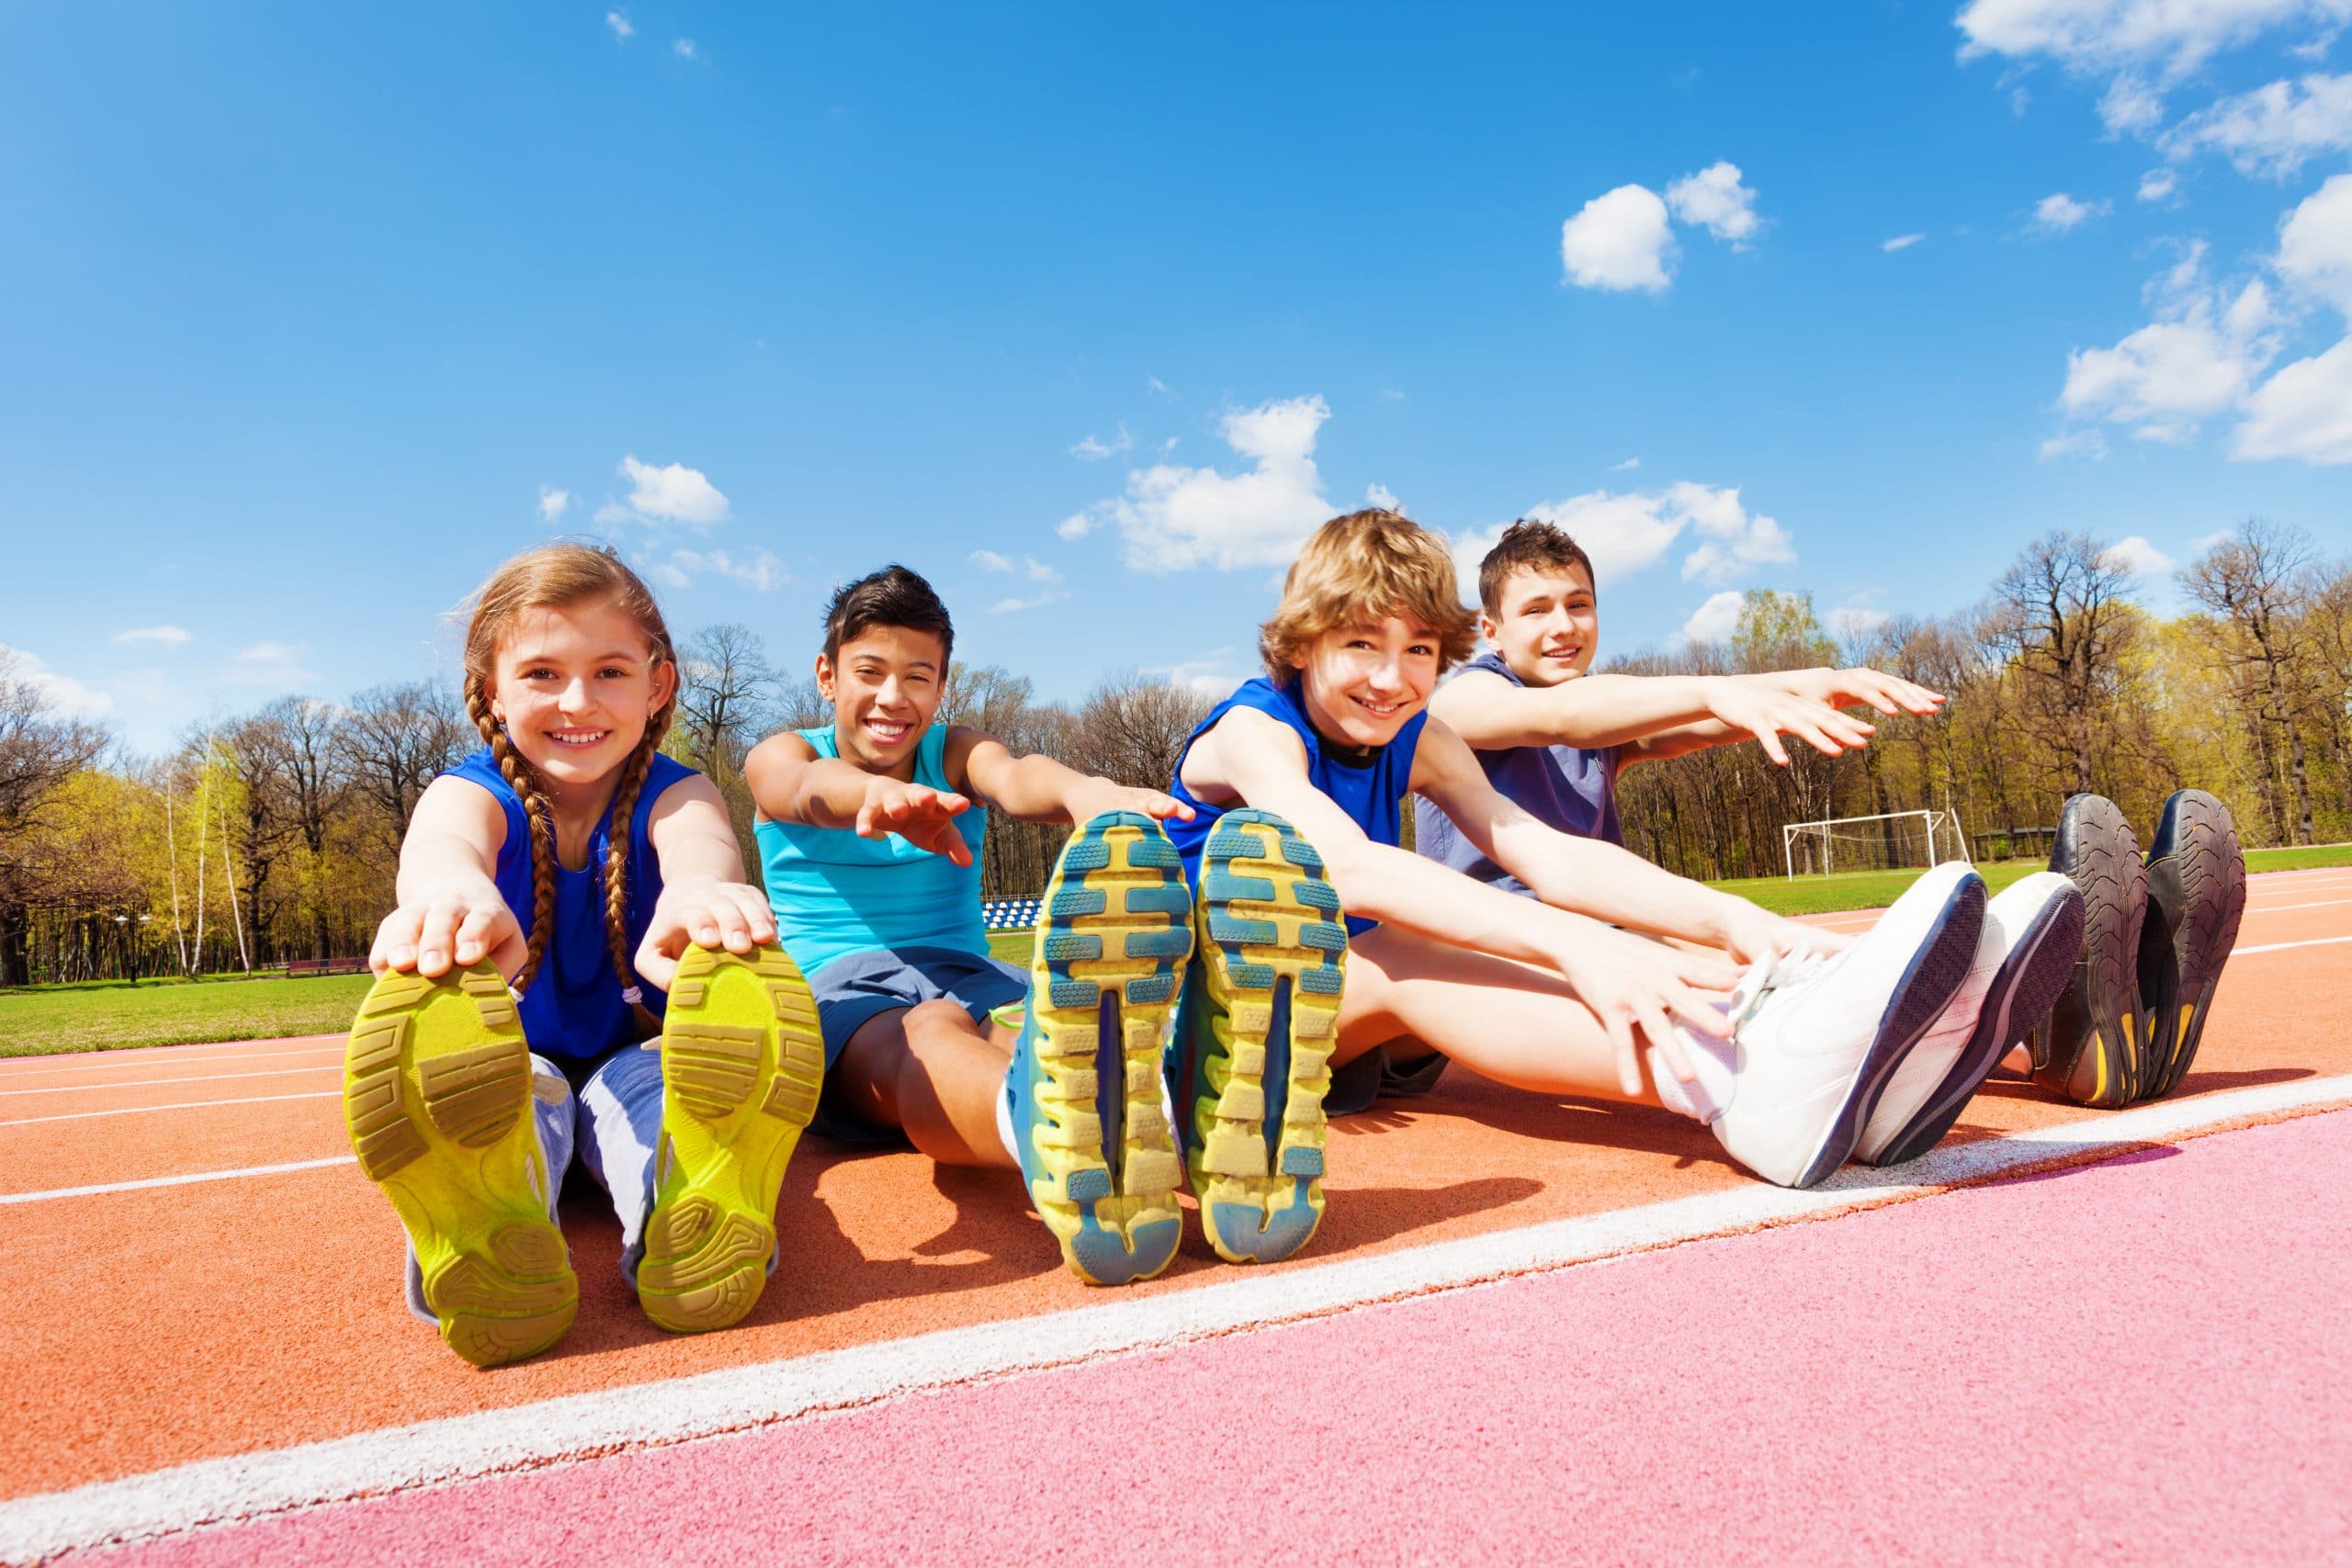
[5,2,2348,754]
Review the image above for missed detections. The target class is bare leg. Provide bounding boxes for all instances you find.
[1333,923,1679,1110]
[828,1000,1020,1170]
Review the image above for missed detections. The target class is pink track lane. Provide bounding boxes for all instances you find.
[85,1111,2352,1567]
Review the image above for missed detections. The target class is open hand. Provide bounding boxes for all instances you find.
[632,878,779,993]
[857,778,975,863]
[1704,676,1880,765]
[1064,781,1198,827]
[1551,924,1741,1098]
[1775,665,1946,719]
[369,881,525,980]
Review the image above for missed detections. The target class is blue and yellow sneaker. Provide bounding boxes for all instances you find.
[345,961,576,1369]
[1006,811,1193,1285]
[637,943,826,1334]
[1176,808,1347,1265]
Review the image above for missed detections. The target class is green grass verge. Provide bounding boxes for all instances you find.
[15,842,2345,1055]
[0,973,377,1058]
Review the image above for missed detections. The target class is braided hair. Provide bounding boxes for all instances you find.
[461,542,678,1034]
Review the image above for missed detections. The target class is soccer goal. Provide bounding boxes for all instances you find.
[1782,809,1971,878]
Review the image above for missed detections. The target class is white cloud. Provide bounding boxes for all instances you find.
[1142,649,1243,696]
[238,641,300,663]
[987,590,1070,615]
[605,10,633,39]
[1366,482,1406,513]
[2160,73,2352,177]
[1072,423,1135,461]
[2233,335,2352,459]
[1,645,112,716]
[2012,84,2035,115]
[969,548,1014,573]
[1827,602,1894,640]
[2099,73,2167,133]
[1956,0,2349,81]
[1607,457,1641,470]
[1664,161,1761,248]
[224,640,316,689]
[662,547,786,592]
[617,456,730,526]
[111,626,189,647]
[673,38,697,60]
[1082,394,1335,572]
[2040,427,2112,459]
[2099,534,2177,574]
[1883,232,1927,252]
[538,484,572,523]
[1146,376,1171,398]
[2057,244,2281,440]
[2138,167,2179,202]
[1448,481,1793,594]
[1561,184,1677,292]
[2032,192,2111,232]
[1679,591,1747,648]
[2275,171,2352,312]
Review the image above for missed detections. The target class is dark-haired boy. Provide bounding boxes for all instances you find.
[1417,520,1944,889]
[743,565,1200,1286]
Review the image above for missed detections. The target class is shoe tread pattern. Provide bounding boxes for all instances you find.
[1023,812,1191,1286]
[2033,795,2148,1108]
[1190,808,1345,1263]
[2142,790,2246,1100]
[342,961,575,1368]
[638,943,824,1334]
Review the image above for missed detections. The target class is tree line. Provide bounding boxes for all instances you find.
[3,520,2345,986]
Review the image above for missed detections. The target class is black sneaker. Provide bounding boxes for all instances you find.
[2031,794,2148,1107]
[2136,790,2247,1100]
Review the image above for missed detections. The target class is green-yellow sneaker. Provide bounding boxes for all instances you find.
[345,962,575,1369]
[636,944,825,1334]
[1177,808,1347,1265]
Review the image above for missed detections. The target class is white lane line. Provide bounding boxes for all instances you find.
[5,1074,2343,1563]
[0,1067,338,1100]
[0,1041,342,1075]
[0,1092,339,1130]
[2243,897,2352,915]
[2236,934,2352,956]
[0,1156,356,1206]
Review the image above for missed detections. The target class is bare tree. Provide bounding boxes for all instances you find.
[343,681,469,844]
[2182,520,2317,845]
[255,696,353,959]
[1068,671,1215,792]
[675,624,778,774]
[0,650,109,986]
[1989,532,2140,799]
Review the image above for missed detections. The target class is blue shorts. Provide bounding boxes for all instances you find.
[807,944,1030,1066]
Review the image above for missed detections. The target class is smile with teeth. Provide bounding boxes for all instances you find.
[865,717,912,743]
[1351,695,1406,717]
[548,728,611,748]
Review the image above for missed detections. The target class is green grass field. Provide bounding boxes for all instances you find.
[9,840,2346,1056]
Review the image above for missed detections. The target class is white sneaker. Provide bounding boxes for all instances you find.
[1695,863,1986,1189]
[1854,871,2086,1167]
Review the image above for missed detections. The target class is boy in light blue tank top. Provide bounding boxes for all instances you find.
[745,567,1200,1286]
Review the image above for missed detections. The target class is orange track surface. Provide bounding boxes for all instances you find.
[6,871,2346,1502]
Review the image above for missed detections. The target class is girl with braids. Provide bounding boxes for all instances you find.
[349,542,820,1368]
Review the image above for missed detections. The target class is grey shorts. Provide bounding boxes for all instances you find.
[805,945,1029,1145]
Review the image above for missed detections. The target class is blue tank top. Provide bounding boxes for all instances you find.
[1165,677,1425,937]
[1414,651,1624,894]
[444,747,696,1059]
[752,723,989,977]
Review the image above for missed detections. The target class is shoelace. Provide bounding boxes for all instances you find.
[1723,947,1838,1035]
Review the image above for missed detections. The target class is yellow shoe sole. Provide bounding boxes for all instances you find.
[637,944,825,1334]
[344,963,576,1369]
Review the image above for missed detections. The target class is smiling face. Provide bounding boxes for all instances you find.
[1291,614,1442,750]
[1482,564,1600,688]
[488,597,675,797]
[817,624,946,776]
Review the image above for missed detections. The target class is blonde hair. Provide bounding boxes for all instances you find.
[1259,510,1478,678]
[461,543,677,1025]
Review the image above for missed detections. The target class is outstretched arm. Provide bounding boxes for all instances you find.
[1183,706,1738,1093]
[1412,719,1838,964]
[744,729,977,863]
[949,728,1193,828]
[370,775,523,978]
[632,773,777,991]
[1434,667,1886,768]
[1620,666,1948,767]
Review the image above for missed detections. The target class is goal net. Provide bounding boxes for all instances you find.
[1781,809,1970,878]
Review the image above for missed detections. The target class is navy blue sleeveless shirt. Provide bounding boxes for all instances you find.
[444,748,696,1060]
[1165,677,1426,937]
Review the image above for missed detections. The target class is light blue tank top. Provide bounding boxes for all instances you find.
[752,724,989,977]
[444,748,695,1060]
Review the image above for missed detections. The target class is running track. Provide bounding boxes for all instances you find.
[5,868,2349,1562]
